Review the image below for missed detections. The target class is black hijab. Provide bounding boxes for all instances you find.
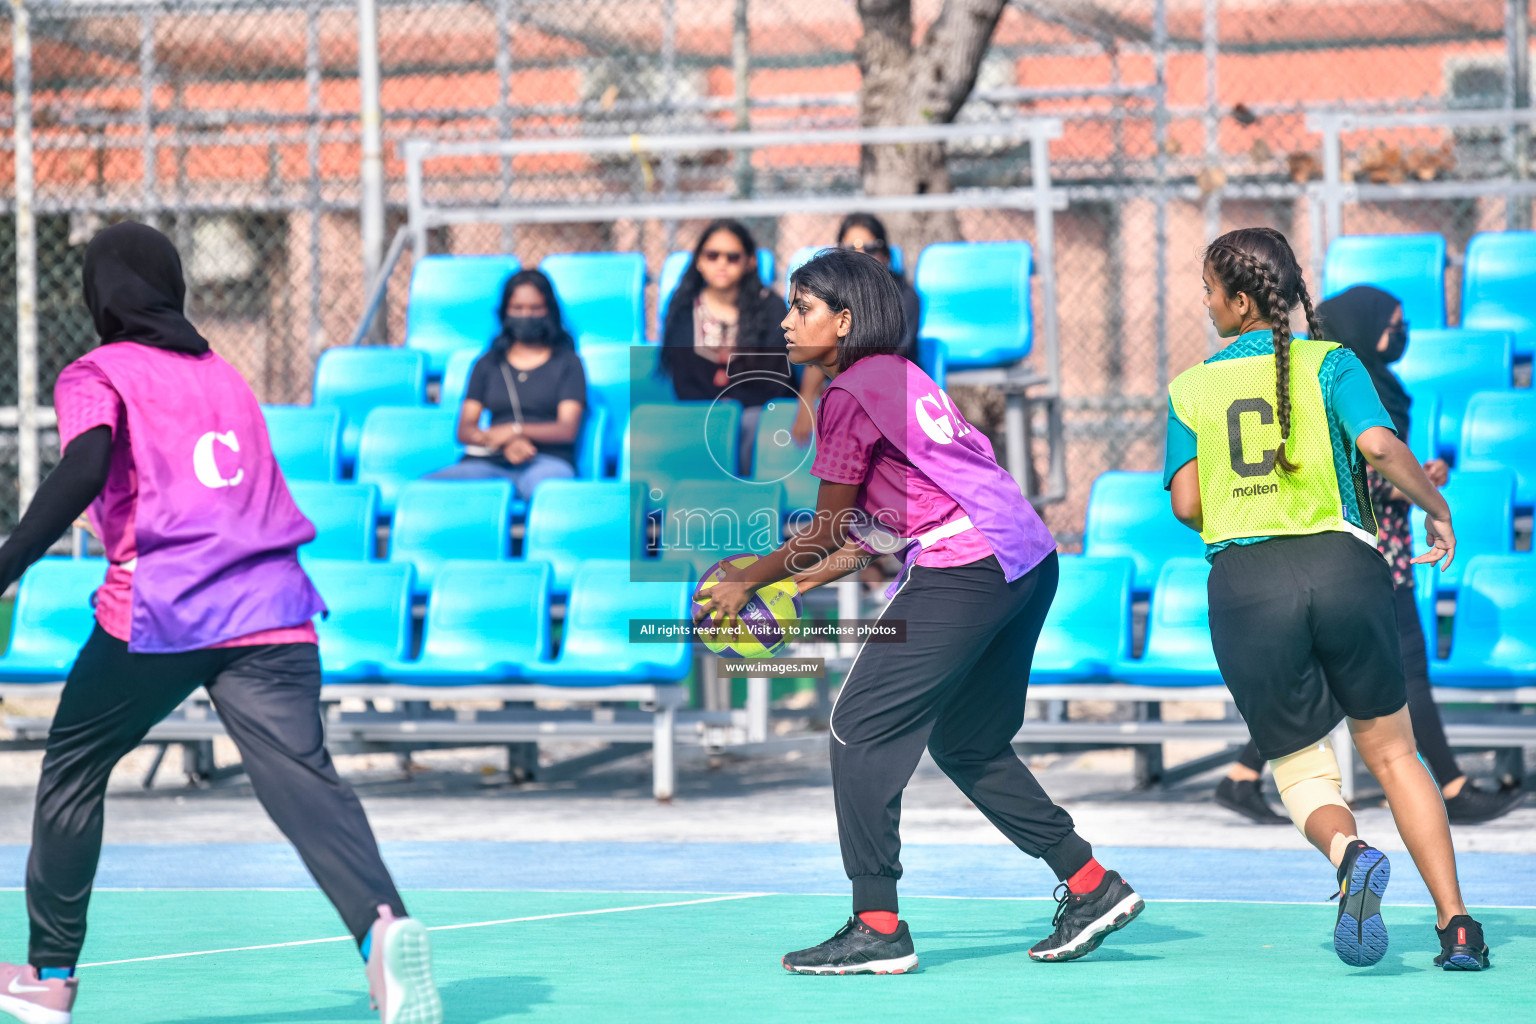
[81,222,211,356]
[1315,284,1409,437]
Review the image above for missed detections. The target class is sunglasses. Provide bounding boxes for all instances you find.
[842,240,888,254]
[700,249,745,265]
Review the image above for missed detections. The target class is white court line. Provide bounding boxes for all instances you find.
[78,892,771,968]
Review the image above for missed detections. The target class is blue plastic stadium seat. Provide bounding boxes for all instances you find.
[404,254,520,376]
[1461,231,1536,359]
[1032,556,1134,681]
[1458,392,1536,507]
[915,336,947,389]
[530,559,693,684]
[582,345,669,473]
[438,347,481,412]
[541,252,647,347]
[391,561,552,683]
[1322,234,1446,329]
[576,402,609,481]
[1408,393,1440,464]
[1083,471,1205,592]
[656,248,776,339]
[312,347,427,468]
[389,479,513,594]
[0,559,106,683]
[263,404,342,483]
[1414,563,1439,666]
[524,480,644,595]
[1410,469,1515,592]
[1393,328,1513,460]
[622,401,742,495]
[289,482,379,561]
[1436,555,1536,688]
[751,398,818,514]
[1117,558,1222,685]
[914,241,1033,369]
[658,480,785,577]
[305,559,413,681]
[354,407,463,516]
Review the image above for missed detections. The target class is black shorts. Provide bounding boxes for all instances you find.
[1207,531,1407,761]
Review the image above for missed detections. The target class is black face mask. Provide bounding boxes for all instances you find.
[502,314,552,344]
[1381,320,1408,364]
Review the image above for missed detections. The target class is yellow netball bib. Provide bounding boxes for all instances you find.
[1168,337,1376,547]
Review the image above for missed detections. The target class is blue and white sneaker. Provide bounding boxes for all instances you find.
[1433,915,1490,971]
[1333,841,1390,967]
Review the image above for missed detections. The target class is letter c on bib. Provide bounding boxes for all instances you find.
[193,430,245,489]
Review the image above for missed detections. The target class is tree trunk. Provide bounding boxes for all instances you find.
[856,0,1010,252]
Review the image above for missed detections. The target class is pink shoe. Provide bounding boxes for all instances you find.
[365,905,441,1024]
[0,963,75,1024]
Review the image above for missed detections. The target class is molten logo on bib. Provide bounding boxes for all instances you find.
[914,391,970,445]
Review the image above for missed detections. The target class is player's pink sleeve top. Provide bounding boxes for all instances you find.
[811,385,995,569]
[54,358,318,649]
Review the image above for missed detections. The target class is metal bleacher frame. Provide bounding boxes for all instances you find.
[258,120,1069,798]
[1304,108,1536,280]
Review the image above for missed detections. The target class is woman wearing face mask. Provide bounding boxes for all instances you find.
[429,269,587,499]
[792,213,922,448]
[1212,284,1525,827]
[659,219,792,474]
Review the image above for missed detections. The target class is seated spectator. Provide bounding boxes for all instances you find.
[792,213,921,445]
[430,269,586,499]
[659,219,793,475]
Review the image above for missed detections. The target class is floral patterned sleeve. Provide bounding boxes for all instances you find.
[1366,464,1414,589]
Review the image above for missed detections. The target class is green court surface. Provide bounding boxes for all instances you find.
[16,889,1532,1023]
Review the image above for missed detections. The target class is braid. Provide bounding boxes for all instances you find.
[1207,238,1302,473]
[1296,271,1324,346]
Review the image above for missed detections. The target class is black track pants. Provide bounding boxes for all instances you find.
[1231,583,1461,784]
[27,626,405,967]
[829,553,1092,914]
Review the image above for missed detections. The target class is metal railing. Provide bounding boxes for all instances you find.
[401,118,1069,503]
[1305,108,1536,276]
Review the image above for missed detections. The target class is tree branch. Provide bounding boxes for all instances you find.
[911,0,1010,125]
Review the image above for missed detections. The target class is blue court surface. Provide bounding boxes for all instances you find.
[0,841,1529,1023]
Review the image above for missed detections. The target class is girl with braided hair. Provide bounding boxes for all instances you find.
[1163,227,1488,971]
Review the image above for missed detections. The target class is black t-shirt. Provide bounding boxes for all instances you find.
[661,289,796,407]
[465,345,587,467]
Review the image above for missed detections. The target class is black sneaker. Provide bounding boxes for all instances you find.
[1333,841,1390,967]
[782,917,918,975]
[1215,777,1290,825]
[1433,914,1490,971]
[1445,782,1526,825]
[1028,870,1144,962]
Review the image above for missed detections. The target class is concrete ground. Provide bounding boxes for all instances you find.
[0,701,1528,855]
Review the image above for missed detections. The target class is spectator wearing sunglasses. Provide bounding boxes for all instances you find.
[659,218,793,474]
[792,212,922,446]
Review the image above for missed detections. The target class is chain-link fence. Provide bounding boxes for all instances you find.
[1,0,1531,537]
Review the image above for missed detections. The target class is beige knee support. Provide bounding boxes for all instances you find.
[1270,739,1348,836]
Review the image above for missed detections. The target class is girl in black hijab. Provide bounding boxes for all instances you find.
[82,220,212,355]
[1214,284,1524,827]
[1318,284,1410,436]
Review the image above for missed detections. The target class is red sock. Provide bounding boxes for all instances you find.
[858,911,899,934]
[1066,858,1106,894]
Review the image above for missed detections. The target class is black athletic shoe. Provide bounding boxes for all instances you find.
[1434,914,1490,971]
[782,917,918,975]
[1445,782,1526,825]
[1028,871,1144,962]
[1333,841,1390,967]
[1215,777,1290,825]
